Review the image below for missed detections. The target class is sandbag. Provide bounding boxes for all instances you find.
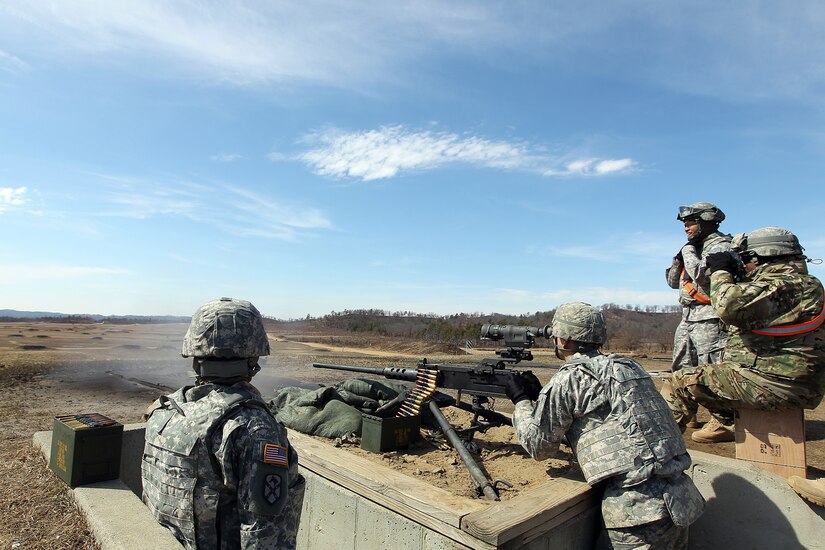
[268,378,408,438]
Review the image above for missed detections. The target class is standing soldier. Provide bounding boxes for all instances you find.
[142,297,305,549]
[663,227,825,447]
[666,202,732,438]
[506,302,704,549]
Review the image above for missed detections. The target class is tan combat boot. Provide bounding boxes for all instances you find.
[685,413,703,429]
[690,417,734,443]
[788,477,825,507]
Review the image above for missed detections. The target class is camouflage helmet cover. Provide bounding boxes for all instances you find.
[731,226,803,258]
[181,297,271,358]
[551,302,607,345]
[677,202,725,223]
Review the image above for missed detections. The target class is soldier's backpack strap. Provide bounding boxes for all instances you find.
[681,268,711,304]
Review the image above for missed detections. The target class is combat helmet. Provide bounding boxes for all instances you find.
[731,227,804,259]
[551,302,607,345]
[677,202,725,223]
[182,297,271,359]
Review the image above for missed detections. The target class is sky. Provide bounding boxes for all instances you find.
[1,1,825,319]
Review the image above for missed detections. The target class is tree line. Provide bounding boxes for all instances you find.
[266,305,680,353]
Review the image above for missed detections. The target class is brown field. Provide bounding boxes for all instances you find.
[1,321,823,548]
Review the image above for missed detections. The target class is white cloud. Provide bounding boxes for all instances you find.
[223,185,332,234]
[526,232,676,263]
[92,173,331,241]
[0,186,28,213]
[0,49,29,73]
[544,158,636,177]
[2,2,824,104]
[496,286,677,308]
[299,126,531,181]
[210,153,244,162]
[298,126,635,181]
[0,1,502,89]
[595,159,634,174]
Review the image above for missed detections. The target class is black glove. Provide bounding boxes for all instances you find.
[523,372,542,401]
[705,252,739,275]
[674,251,684,264]
[505,372,542,404]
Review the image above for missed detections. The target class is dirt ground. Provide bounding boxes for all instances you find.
[1,321,823,548]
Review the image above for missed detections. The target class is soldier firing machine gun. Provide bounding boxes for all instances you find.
[313,323,551,501]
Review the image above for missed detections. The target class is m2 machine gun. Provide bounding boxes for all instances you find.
[312,323,551,501]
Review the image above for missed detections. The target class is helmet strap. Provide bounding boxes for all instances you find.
[554,337,600,360]
[554,337,576,360]
[195,358,253,378]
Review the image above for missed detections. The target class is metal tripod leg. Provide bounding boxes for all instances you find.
[427,400,499,501]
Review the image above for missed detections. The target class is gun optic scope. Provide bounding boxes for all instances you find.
[480,324,551,347]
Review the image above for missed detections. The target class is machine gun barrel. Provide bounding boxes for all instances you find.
[312,363,417,382]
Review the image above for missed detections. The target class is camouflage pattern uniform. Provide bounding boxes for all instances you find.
[664,258,825,425]
[143,382,304,550]
[513,352,704,549]
[666,230,732,370]
[142,297,304,549]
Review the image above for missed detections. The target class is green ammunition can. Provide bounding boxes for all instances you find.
[49,413,124,488]
[360,413,421,453]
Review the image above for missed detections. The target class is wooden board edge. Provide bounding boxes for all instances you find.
[460,477,597,546]
[289,431,486,523]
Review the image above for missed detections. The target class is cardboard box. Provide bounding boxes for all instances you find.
[735,408,806,479]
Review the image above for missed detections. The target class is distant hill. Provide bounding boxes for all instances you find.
[0,309,86,319]
[0,309,189,324]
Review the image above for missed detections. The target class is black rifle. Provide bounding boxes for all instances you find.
[312,323,551,501]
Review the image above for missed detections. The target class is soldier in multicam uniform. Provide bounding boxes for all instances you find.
[662,227,825,446]
[505,302,704,550]
[142,297,305,550]
[665,202,732,436]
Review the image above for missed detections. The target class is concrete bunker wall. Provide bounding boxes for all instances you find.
[33,424,825,549]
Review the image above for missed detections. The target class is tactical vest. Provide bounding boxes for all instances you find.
[564,355,686,485]
[141,385,283,549]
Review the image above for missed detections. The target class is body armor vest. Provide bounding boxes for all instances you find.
[141,385,276,549]
[564,355,686,485]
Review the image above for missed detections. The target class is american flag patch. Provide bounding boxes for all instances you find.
[263,443,289,466]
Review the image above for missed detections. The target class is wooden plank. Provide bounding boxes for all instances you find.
[460,475,597,547]
[288,431,494,549]
[735,408,807,480]
[510,496,596,549]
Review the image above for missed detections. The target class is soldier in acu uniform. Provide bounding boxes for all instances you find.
[142,297,305,550]
[505,302,704,550]
[665,202,732,436]
[663,227,825,443]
